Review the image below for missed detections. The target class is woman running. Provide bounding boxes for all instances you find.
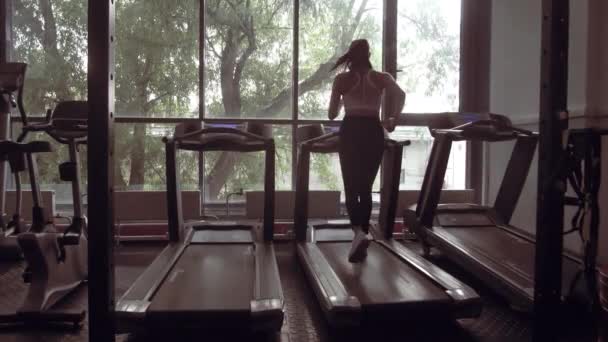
[328,39,406,262]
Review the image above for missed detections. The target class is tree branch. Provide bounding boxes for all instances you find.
[253,0,371,117]
[145,92,172,108]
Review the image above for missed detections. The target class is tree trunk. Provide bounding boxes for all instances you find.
[220,29,241,116]
[38,0,71,100]
[206,152,238,199]
[114,163,127,190]
[126,55,155,189]
[205,1,369,200]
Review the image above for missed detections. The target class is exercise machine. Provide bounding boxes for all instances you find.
[405,112,592,311]
[0,62,28,260]
[294,124,481,327]
[116,121,284,334]
[0,63,88,327]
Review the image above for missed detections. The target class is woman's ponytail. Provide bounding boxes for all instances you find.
[331,52,351,71]
[330,39,372,73]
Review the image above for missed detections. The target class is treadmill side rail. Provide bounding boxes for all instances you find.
[115,240,187,332]
[250,299,284,332]
[296,243,362,326]
[377,239,482,318]
[251,242,285,332]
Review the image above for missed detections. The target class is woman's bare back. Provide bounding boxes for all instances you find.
[329,69,405,120]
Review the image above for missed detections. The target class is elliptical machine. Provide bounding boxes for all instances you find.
[0,62,30,260]
[0,62,87,327]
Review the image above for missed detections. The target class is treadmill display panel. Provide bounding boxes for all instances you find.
[436,212,495,227]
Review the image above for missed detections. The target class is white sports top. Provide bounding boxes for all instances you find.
[342,70,383,115]
[329,69,405,119]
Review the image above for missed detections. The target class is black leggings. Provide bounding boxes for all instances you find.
[339,115,384,233]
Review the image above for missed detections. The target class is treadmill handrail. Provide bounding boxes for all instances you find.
[170,127,272,144]
[385,138,411,147]
[300,131,340,147]
[22,124,88,145]
[432,119,537,142]
[433,128,527,142]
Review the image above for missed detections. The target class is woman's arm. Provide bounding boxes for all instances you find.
[381,73,406,132]
[383,73,406,119]
[328,76,343,120]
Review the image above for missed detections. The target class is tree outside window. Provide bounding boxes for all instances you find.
[11,0,464,206]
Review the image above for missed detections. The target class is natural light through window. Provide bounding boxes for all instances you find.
[11,0,467,206]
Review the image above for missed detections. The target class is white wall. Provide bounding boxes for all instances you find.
[487,0,541,237]
[488,0,608,260]
[489,0,541,119]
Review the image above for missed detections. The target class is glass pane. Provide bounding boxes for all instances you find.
[13,0,88,115]
[203,125,291,203]
[301,125,380,197]
[114,123,198,191]
[397,0,461,112]
[204,1,293,119]
[298,0,384,120]
[115,0,199,118]
[390,126,466,190]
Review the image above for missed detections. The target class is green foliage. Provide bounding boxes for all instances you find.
[12,0,460,202]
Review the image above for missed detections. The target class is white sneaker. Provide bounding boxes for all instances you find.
[348,229,371,263]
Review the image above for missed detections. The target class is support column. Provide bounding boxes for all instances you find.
[87,0,115,340]
[0,0,12,222]
[460,0,491,203]
[535,0,569,340]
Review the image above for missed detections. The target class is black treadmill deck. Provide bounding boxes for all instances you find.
[149,244,255,313]
[429,224,582,309]
[297,226,481,326]
[317,242,449,306]
[116,227,284,333]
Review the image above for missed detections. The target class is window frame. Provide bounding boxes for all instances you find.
[8,0,488,215]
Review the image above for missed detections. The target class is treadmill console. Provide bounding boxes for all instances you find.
[445,112,513,128]
[432,112,519,141]
[435,204,496,227]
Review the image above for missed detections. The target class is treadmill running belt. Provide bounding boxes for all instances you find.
[149,245,254,313]
[317,242,449,306]
[434,226,582,294]
[439,226,535,282]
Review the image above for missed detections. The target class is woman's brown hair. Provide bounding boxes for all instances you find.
[331,39,373,71]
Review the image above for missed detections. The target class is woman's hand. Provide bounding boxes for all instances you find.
[382,117,397,132]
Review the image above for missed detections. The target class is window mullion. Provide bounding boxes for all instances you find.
[291,0,300,189]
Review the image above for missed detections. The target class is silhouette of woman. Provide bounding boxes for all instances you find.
[328,39,406,262]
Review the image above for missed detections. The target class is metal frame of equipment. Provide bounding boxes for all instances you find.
[406,113,586,312]
[115,122,284,335]
[294,124,481,327]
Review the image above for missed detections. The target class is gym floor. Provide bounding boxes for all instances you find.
[0,241,602,342]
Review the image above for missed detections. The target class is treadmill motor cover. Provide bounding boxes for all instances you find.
[436,205,496,227]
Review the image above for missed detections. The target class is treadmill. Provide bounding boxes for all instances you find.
[116,122,284,334]
[406,112,582,311]
[293,124,481,327]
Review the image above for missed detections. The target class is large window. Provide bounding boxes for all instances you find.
[114,123,199,191]
[11,0,88,206]
[203,124,291,202]
[298,0,383,119]
[12,0,87,115]
[204,1,292,119]
[397,0,461,112]
[394,0,464,190]
[11,0,469,213]
[390,127,466,190]
[115,0,199,119]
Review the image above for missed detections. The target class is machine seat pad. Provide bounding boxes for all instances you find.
[0,140,52,154]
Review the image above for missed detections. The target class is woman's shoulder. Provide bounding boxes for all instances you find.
[334,71,358,90]
[369,70,395,83]
[335,70,355,81]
